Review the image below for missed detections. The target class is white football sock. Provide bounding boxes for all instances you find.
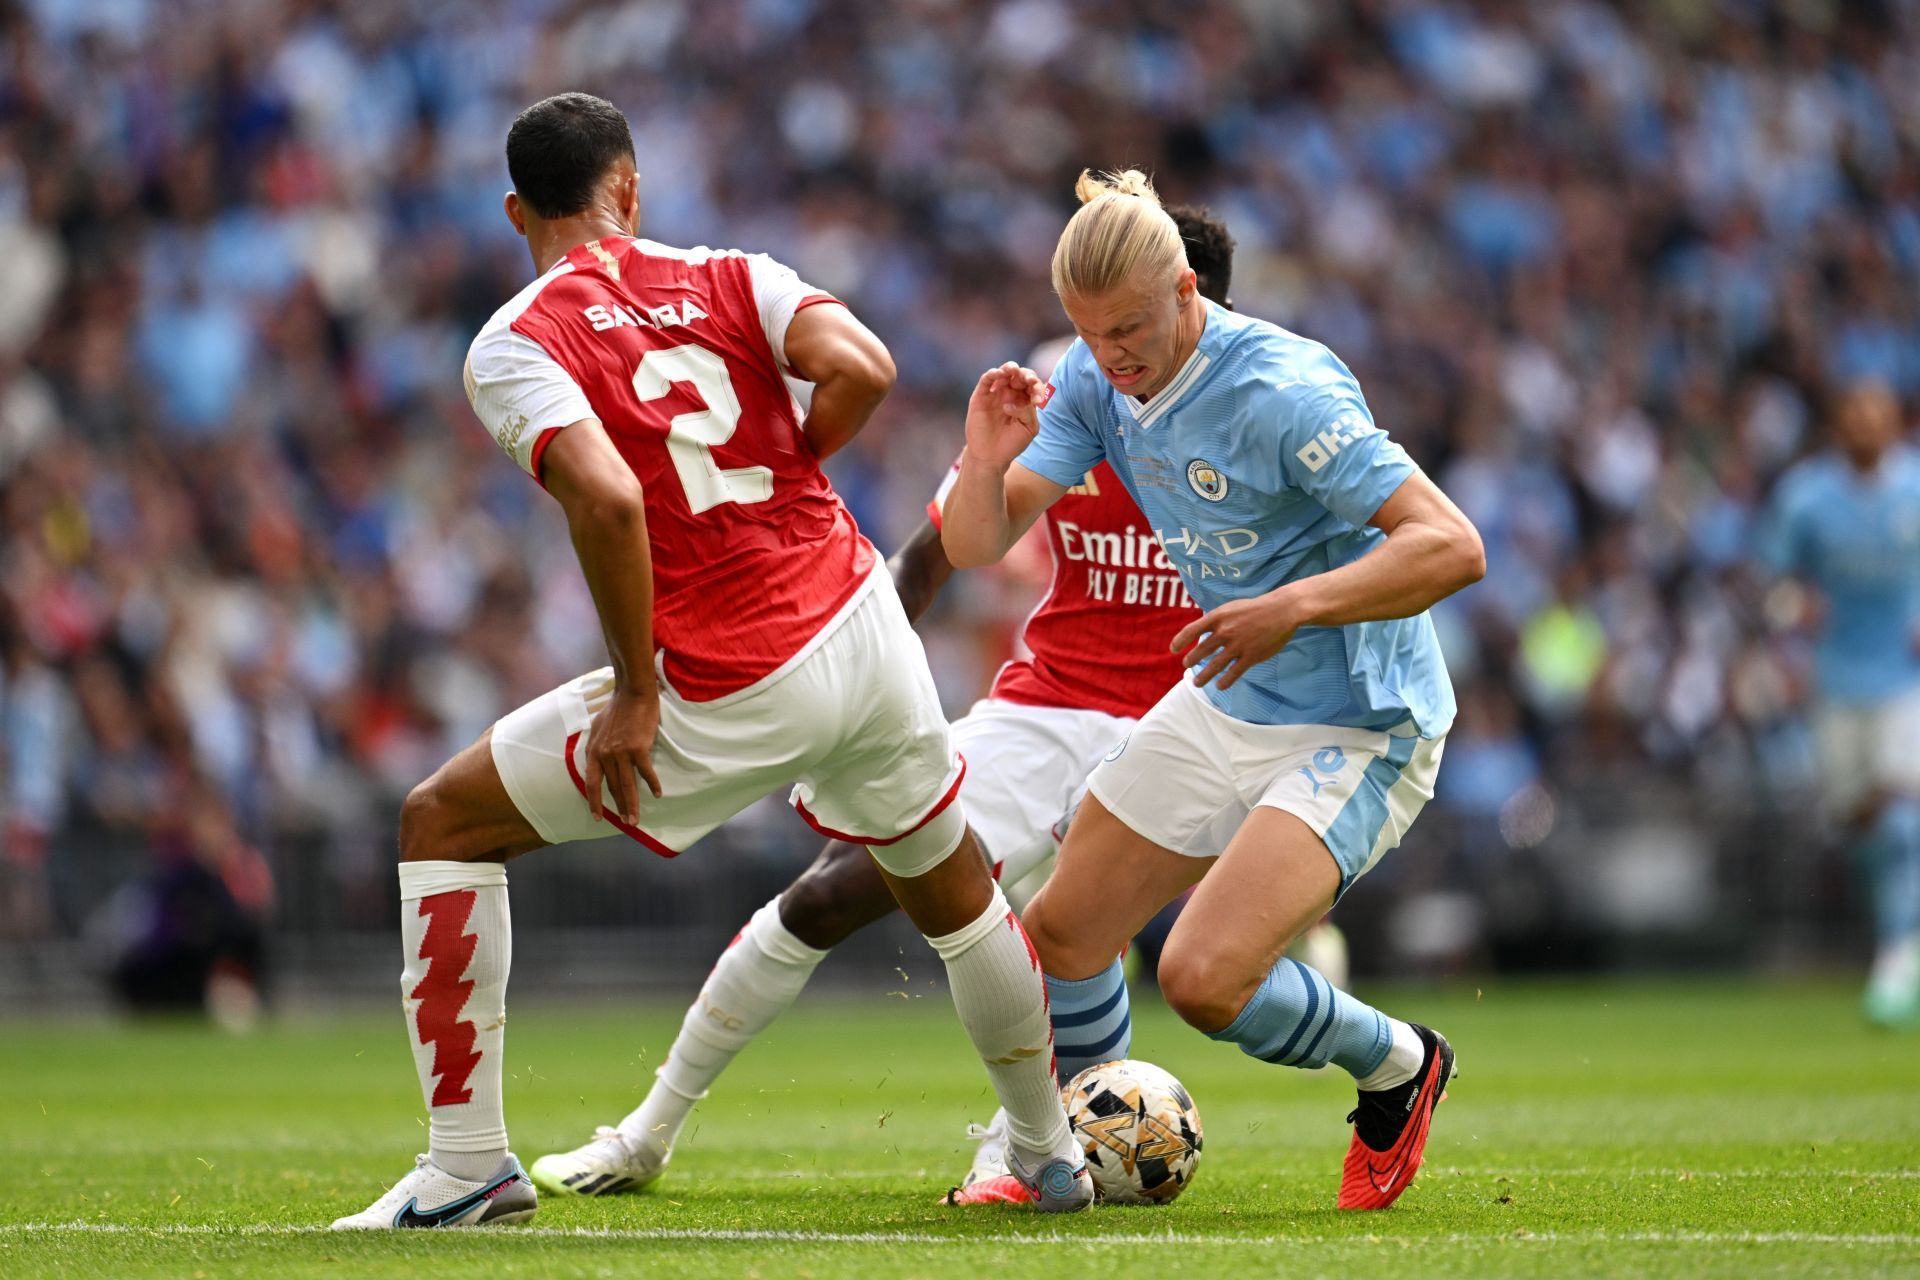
[926,884,1075,1165]
[398,860,511,1182]
[619,897,828,1157]
[1355,1017,1426,1092]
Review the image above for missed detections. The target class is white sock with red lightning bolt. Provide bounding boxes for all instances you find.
[398,860,512,1181]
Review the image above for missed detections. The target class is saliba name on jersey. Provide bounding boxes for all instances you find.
[582,300,711,332]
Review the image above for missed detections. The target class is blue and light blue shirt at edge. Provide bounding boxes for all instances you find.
[1016,301,1456,738]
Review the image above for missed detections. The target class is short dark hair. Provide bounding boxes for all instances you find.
[1168,204,1235,306]
[506,93,635,220]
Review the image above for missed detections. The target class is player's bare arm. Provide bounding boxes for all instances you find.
[782,303,896,460]
[541,417,665,825]
[941,363,1069,567]
[1173,469,1485,690]
[886,518,954,625]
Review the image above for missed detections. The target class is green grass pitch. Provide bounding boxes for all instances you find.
[2,979,1917,1278]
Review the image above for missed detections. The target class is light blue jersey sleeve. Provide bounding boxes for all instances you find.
[1273,349,1417,530]
[1015,344,1106,488]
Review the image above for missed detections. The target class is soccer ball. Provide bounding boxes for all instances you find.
[1063,1059,1203,1204]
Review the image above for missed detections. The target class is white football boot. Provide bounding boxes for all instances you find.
[530,1125,669,1197]
[961,1109,1012,1187]
[1005,1142,1094,1212]
[330,1153,536,1229]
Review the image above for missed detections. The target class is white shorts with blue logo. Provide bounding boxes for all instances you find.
[1085,677,1445,894]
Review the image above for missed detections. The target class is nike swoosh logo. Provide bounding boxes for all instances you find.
[391,1173,520,1228]
[1367,1145,1415,1193]
[1367,1080,1436,1191]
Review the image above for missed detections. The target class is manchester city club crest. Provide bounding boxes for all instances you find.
[1187,459,1228,501]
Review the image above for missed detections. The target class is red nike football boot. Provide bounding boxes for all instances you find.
[1337,1023,1455,1210]
[942,1174,1035,1206]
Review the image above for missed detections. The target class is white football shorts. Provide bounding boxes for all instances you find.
[1087,677,1445,896]
[489,569,964,876]
[948,698,1135,886]
[1815,685,1920,820]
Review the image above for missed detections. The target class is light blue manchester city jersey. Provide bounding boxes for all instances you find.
[1762,445,1920,704]
[1017,301,1456,737]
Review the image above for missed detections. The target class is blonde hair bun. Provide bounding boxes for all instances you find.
[1073,168,1162,207]
[1054,168,1185,297]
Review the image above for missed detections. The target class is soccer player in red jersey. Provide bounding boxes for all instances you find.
[529,209,1241,1203]
[331,93,1089,1230]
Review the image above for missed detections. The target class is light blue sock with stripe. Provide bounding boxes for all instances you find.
[1047,959,1131,1085]
[1210,956,1391,1079]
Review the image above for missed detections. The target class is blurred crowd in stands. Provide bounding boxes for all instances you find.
[2,0,1916,963]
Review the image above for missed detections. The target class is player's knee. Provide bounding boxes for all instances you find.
[779,847,895,949]
[398,776,453,863]
[1158,947,1254,1034]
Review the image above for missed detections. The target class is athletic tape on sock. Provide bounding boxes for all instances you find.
[399,859,508,900]
[867,801,968,879]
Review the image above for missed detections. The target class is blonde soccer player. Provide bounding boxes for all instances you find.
[942,170,1484,1210]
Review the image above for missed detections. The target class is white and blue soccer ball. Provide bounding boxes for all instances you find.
[1063,1058,1203,1204]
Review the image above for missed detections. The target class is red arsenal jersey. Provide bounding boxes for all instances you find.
[933,459,1198,720]
[463,237,876,701]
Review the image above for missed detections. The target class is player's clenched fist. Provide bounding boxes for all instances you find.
[964,362,1047,469]
[1171,592,1305,691]
[582,686,664,826]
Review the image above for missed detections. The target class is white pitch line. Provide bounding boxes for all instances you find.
[3,1223,1917,1248]
[13,1162,1916,1185]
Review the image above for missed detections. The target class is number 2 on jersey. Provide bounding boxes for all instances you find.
[632,344,774,514]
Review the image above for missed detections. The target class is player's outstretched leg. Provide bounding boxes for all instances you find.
[1158,807,1453,1212]
[877,809,1090,1212]
[333,731,544,1230]
[533,841,901,1196]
